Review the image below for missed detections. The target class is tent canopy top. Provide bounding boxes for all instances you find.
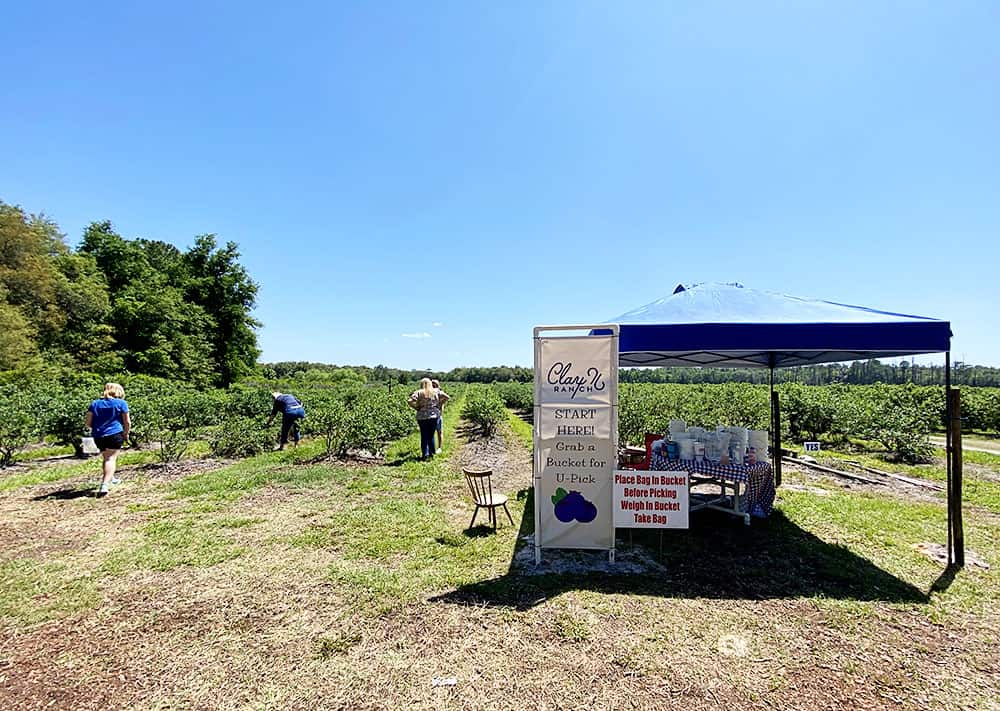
[599,282,951,368]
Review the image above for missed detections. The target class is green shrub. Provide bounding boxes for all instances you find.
[224,386,272,419]
[41,385,96,457]
[463,387,506,435]
[0,386,37,467]
[859,384,936,463]
[209,417,273,458]
[780,383,834,441]
[141,391,218,462]
[304,386,412,457]
[493,381,533,410]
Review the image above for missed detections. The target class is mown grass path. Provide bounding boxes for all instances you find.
[1,402,998,709]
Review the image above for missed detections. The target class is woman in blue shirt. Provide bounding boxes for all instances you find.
[84,382,131,498]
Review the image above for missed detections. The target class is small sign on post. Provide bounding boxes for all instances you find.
[804,441,821,453]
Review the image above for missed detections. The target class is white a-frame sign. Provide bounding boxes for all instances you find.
[533,325,619,564]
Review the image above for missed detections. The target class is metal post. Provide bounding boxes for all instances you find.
[533,330,543,565]
[771,390,782,488]
[945,352,952,566]
[769,354,780,487]
[768,355,775,430]
[610,328,619,565]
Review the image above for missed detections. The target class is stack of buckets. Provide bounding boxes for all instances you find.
[663,421,768,465]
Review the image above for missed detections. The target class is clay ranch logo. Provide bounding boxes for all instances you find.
[546,361,607,399]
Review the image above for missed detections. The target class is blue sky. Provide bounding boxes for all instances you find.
[2,1,998,369]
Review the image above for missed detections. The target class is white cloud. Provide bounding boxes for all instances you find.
[432,322,444,327]
[402,332,432,339]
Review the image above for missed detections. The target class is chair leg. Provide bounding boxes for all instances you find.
[491,506,497,530]
[503,503,514,525]
[469,506,479,529]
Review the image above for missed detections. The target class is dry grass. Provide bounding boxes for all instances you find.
[1,412,998,710]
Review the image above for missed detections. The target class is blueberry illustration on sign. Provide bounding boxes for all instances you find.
[551,487,598,523]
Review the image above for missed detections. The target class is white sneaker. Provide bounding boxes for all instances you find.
[111,477,122,486]
[436,448,442,454]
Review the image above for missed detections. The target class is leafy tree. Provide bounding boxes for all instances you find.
[78,222,251,386]
[0,289,37,370]
[182,235,260,385]
[0,202,112,366]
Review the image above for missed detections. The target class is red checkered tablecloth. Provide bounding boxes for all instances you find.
[650,455,776,517]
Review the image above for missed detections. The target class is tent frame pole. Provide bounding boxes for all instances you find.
[945,353,965,568]
[769,353,781,487]
[945,352,953,566]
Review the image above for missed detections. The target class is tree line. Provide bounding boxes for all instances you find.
[0,200,259,386]
[264,360,1000,388]
[260,362,533,385]
[618,361,1000,387]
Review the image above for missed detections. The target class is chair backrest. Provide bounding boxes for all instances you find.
[463,467,493,506]
[638,432,662,471]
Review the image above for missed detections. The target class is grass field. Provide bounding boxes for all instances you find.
[1,412,997,710]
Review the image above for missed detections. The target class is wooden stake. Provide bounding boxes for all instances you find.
[949,389,965,567]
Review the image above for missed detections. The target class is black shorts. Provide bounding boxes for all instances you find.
[94,433,125,451]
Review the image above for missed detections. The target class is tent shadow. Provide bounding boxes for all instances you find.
[429,489,929,610]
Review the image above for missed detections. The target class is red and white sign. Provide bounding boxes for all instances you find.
[613,469,689,529]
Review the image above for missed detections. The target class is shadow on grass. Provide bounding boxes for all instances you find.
[430,488,929,609]
[32,487,97,501]
[513,409,533,425]
[463,525,500,538]
[384,452,439,467]
[454,423,491,441]
[931,564,960,593]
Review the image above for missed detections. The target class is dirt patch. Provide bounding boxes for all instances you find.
[132,458,233,482]
[930,435,1000,455]
[0,455,81,479]
[965,462,1000,484]
[783,460,946,505]
[455,423,532,498]
[2,414,998,709]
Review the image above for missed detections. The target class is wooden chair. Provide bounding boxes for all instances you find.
[463,467,514,531]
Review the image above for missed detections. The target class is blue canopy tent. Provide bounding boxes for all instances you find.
[598,282,964,567]
[606,282,951,369]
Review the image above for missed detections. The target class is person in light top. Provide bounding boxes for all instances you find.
[408,378,449,460]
